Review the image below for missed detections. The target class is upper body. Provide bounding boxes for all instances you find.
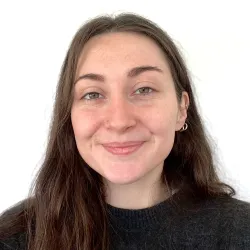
[1,192,250,249]
[0,12,249,250]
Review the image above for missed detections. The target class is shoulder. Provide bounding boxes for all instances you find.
[0,201,28,250]
[0,232,26,250]
[192,195,250,227]
[182,193,250,216]
[176,191,250,218]
[206,196,250,221]
[215,196,250,229]
[201,196,250,248]
[173,193,250,248]
[0,201,25,219]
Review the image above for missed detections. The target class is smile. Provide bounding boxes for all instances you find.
[102,142,144,156]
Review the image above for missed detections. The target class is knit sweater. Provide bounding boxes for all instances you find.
[1,192,250,249]
[107,193,250,249]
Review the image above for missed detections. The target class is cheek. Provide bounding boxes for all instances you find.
[144,105,178,136]
[71,108,100,140]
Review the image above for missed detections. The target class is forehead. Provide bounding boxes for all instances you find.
[76,32,169,77]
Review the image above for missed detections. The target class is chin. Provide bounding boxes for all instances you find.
[103,170,145,185]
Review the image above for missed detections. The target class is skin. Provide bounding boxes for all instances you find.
[71,32,189,209]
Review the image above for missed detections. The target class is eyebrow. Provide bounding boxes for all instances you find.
[74,65,163,85]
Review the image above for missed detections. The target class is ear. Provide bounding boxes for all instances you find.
[175,91,189,131]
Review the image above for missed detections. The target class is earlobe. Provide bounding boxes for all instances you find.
[175,115,187,131]
[179,122,188,132]
[175,108,188,131]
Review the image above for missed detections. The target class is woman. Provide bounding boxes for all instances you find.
[0,13,250,250]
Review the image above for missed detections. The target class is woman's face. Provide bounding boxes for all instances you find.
[71,32,188,185]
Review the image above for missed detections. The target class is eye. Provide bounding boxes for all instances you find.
[81,87,154,102]
[134,87,154,95]
[82,92,104,101]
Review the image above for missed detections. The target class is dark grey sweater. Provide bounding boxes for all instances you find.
[1,193,250,249]
[107,193,250,249]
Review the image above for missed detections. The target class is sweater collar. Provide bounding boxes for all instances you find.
[106,191,180,231]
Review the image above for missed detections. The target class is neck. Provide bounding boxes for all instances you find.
[104,165,170,209]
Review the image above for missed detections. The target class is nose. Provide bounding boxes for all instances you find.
[104,96,137,132]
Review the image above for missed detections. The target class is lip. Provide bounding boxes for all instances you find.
[102,141,144,155]
[102,141,144,147]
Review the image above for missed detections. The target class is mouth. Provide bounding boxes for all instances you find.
[102,142,144,156]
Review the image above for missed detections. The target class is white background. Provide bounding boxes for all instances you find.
[0,0,249,213]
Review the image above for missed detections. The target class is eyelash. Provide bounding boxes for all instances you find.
[81,87,155,102]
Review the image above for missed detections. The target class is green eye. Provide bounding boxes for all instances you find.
[135,87,154,95]
[81,87,154,103]
[82,92,103,101]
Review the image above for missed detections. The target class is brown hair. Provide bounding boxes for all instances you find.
[0,12,235,250]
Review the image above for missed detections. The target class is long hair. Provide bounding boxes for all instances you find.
[0,13,235,250]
